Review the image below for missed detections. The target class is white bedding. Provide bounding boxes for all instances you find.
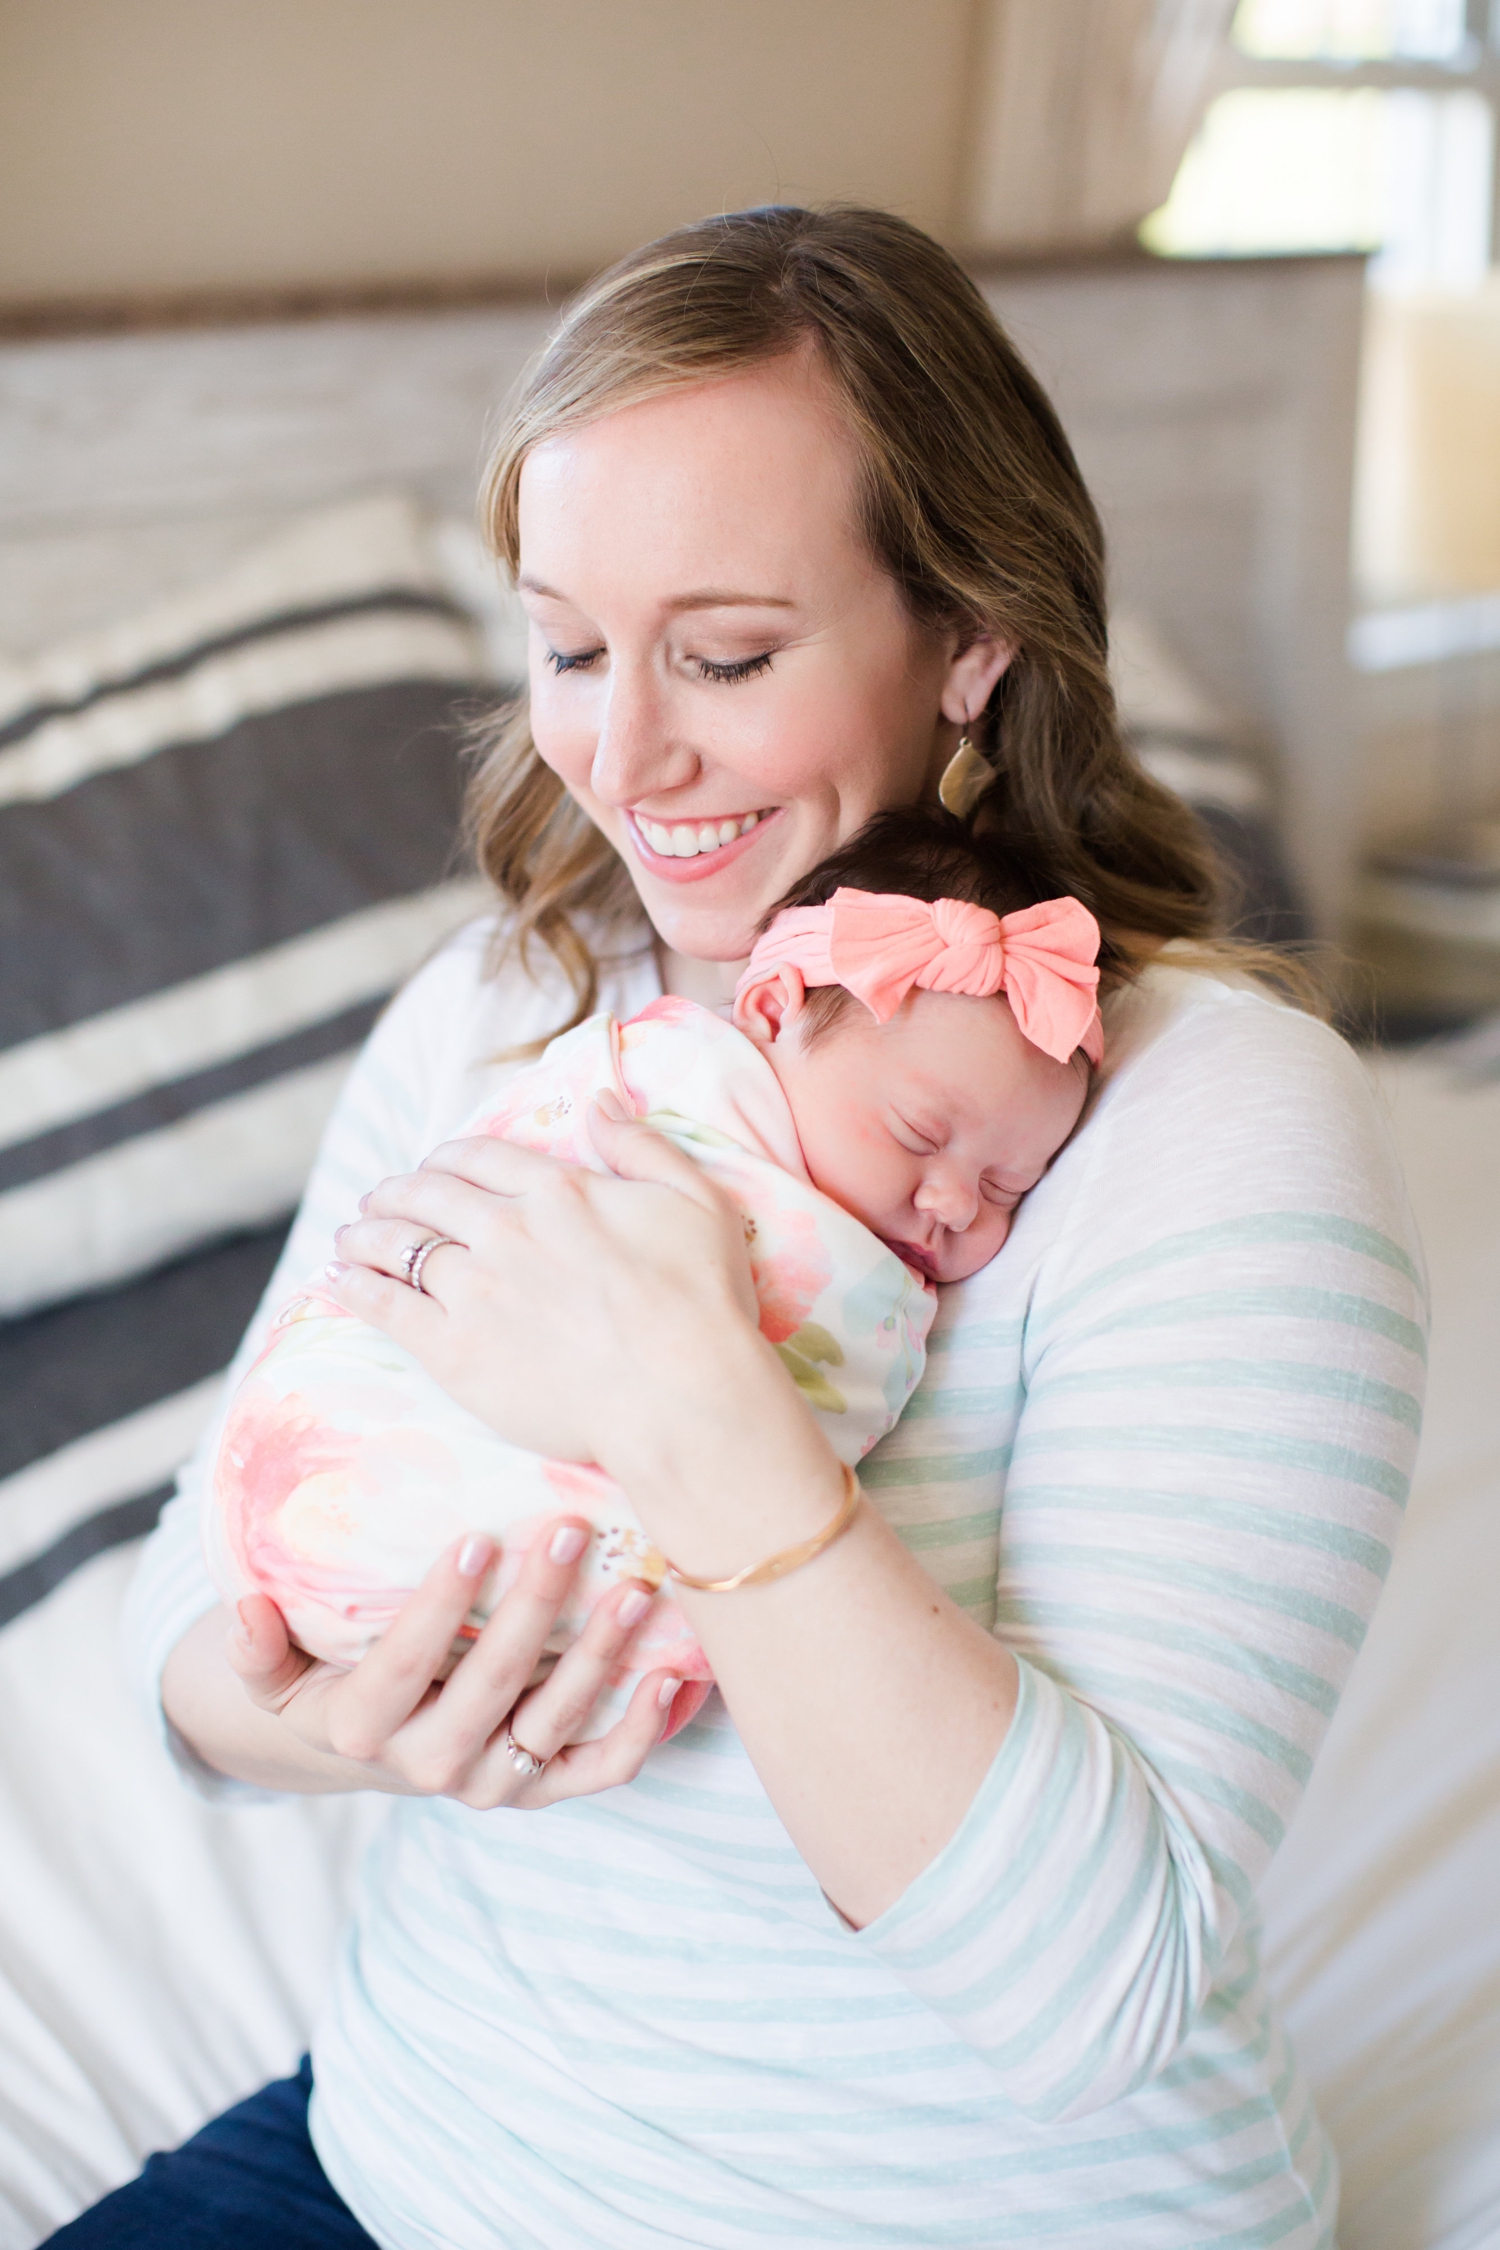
[1259,1039,1500,2250]
[0,1542,386,2248]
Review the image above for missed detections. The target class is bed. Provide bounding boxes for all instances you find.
[1,253,1495,2249]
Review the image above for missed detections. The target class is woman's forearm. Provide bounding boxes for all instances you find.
[606,1326,1019,1928]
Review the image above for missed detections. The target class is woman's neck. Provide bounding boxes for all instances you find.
[655,941,747,1014]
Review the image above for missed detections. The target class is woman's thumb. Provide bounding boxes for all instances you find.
[227,1594,308,1704]
[587,1094,703,1195]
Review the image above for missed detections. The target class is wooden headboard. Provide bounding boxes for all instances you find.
[0,250,1365,928]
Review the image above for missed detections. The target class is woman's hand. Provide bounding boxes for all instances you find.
[290,1094,1019,1925]
[205,1513,684,1808]
[322,1096,761,1472]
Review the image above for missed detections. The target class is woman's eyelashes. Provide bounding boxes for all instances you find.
[694,651,774,684]
[541,645,776,683]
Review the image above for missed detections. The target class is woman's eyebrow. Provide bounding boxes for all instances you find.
[516,574,795,613]
[664,589,799,613]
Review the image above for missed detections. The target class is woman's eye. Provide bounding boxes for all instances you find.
[545,646,604,674]
[694,651,774,684]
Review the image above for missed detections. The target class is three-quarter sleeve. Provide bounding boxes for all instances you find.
[859,983,1426,2122]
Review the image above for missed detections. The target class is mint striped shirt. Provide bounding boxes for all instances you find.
[128,920,1425,2249]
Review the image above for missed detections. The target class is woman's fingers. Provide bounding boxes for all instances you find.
[356,1165,516,1250]
[226,1524,689,1811]
[415,1135,569,1194]
[488,1575,661,1761]
[318,1533,499,1763]
[332,1216,466,1287]
[525,1668,682,1805]
[588,1100,761,1324]
[586,1098,717,1208]
[322,1256,447,1346]
[402,1519,599,1778]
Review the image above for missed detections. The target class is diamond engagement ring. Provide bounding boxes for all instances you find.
[398,1235,458,1293]
[502,1727,550,1780]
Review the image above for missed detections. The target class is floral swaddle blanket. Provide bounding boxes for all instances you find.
[206,997,936,1737]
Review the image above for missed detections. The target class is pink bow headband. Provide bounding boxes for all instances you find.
[738,888,1104,1066]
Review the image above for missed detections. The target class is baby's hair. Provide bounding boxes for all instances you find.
[757,806,1119,1050]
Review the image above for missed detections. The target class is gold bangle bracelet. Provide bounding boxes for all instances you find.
[664,1462,862,1594]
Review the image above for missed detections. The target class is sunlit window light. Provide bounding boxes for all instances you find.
[1232,0,1469,62]
[1141,86,1493,291]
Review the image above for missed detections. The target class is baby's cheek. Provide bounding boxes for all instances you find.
[943,1206,1013,1283]
[978,1208,1013,1265]
[802,1113,901,1219]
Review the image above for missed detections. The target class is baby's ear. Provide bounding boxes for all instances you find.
[732,964,807,1047]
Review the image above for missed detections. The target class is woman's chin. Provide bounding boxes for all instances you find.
[627,846,797,966]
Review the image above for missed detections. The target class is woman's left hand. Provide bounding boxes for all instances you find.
[324,1094,761,1469]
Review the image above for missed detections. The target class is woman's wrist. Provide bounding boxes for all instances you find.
[599,1322,849,1585]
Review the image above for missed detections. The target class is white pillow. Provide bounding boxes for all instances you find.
[0,494,489,1319]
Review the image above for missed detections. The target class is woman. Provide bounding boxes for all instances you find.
[90,207,1421,2248]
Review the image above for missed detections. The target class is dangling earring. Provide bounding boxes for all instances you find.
[938,724,994,819]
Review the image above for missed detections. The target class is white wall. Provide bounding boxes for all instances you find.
[0,0,976,304]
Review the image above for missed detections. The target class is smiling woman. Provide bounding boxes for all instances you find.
[104,205,1426,2250]
[470,205,1221,1027]
[510,356,997,969]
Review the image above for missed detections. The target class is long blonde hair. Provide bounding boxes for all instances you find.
[467,203,1236,1033]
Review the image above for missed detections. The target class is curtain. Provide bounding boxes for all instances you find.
[962,0,1237,253]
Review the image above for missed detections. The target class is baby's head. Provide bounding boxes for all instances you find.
[732,810,1104,1285]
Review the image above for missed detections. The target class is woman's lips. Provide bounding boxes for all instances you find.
[625,807,779,885]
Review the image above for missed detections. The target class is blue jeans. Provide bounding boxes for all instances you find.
[42,2058,378,2247]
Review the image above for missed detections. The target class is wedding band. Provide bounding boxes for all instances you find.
[399,1235,458,1293]
[502,1727,549,1780]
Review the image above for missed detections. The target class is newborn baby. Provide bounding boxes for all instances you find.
[207,813,1101,1736]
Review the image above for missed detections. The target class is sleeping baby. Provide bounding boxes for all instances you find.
[206,809,1103,1737]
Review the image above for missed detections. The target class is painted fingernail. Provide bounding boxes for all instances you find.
[358,1192,370,1213]
[617,1586,651,1628]
[457,1534,493,1578]
[333,1223,347,1244]
[658,1675,683,1710]
[549,1523,588,1565]
[324,1261,349,1279]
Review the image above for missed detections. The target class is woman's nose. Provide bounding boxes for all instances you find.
[914,1167,979,1235]
[589,662,699,807]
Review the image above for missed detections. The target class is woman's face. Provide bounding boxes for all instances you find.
[515,354,1009,968]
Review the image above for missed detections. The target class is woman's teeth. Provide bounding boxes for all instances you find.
[636,811,766,858]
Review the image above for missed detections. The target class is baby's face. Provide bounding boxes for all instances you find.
[742,983,1090,1284]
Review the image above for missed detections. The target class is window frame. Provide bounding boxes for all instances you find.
[1208,0,1500,268]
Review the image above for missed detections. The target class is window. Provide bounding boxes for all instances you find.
[1145,0,1500,612]
[1144,0,1498,290]
[1148,2,1500,910]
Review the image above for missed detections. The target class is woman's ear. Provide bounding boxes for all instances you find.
[732,964,807,1048]
[940,634,1014,727]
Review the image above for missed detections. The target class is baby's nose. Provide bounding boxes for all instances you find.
[916,1169,980,1233]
